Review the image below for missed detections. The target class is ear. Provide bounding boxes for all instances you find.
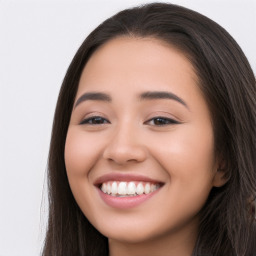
[212,160,229,188]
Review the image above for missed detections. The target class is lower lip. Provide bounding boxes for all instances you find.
[97,187,161,209]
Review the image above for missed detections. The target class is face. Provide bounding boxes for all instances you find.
[65,37,224,245]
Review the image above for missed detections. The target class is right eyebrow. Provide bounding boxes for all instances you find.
[139,91,189,110]
[74,92,112,109]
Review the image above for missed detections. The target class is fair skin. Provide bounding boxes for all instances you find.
[65,37,226,256]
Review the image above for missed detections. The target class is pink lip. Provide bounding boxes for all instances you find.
[94,173,163,186]
[94,173,164,209]
[97,187,161,209]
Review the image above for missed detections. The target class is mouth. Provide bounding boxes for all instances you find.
[94,173,164,208]
[100,181,162,197]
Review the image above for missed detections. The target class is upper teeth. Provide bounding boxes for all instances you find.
[101,181,160,196]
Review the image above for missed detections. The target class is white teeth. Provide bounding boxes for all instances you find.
[144,183,151,194]
[102,183,107,193]
[136,182,144,195]
[118,182,127,195]
[151,183,156,192]
[107,183,111,194]
[111,181,118,195]
[127,182,136,195]
[100,181,161,196]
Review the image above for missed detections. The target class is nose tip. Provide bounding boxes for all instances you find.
[103,133,147,165]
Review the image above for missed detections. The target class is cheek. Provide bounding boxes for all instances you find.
[147,128,216,228]
[64,128,102,218]
[149,124,216,192]
[64,128,103,178]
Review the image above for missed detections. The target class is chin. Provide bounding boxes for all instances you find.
[107,231,155,244]
[96,222,166,244]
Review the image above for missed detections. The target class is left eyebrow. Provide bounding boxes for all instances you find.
[139,91,189,109]
[74,92,112,109]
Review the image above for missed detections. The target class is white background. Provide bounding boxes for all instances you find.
[0,0,255,255]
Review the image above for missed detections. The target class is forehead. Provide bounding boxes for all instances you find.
[77,36,199,96]
[85,36,195,72]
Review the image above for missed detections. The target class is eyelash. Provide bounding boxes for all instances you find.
[145,116,180,126]
[80,116,180,126]
[80,116,110,125]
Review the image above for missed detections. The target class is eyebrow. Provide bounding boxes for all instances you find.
[74,90,188,109]
[140,91,189,109]
[74,92,111,108]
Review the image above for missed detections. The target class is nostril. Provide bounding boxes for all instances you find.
[103,143,147,165]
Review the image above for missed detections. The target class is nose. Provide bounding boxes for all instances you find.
[103,124,147,165]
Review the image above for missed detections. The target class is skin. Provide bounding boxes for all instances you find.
[65,37,226,256]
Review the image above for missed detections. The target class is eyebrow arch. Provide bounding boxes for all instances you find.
[139,91,189,109]
[74,92,111,108]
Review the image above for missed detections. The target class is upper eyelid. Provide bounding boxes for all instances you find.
[78,111,181,124]
[145,110,180,119]
[79,115,110,125]
[82,115,108,120]
[144,112,181,122]
[84,116,109,121]
[144,116,181,124]
[81,111,108,120]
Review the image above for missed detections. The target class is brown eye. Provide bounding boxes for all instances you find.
[145,117,180,126]
[80,116,110,125]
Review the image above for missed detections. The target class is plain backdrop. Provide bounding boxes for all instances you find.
[0,0,255,255]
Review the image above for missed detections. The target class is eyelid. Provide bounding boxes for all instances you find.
[79,112,110,125]
[80,116,110,125]
[144,110,181,122]
[144,116,181,126]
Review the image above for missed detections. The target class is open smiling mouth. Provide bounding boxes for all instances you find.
[94,174,165,208]
[100,181,163,197]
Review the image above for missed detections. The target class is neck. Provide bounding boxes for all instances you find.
[108,221,198,256]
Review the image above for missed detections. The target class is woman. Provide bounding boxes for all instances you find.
[43,3,256,256]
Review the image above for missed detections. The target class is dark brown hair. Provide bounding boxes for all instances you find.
[42,3,256,256]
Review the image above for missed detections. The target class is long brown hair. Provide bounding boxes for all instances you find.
[42,3,256,256]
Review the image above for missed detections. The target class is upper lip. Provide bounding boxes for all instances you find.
[94,173,164,186]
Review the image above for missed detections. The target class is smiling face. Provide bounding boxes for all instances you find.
[65,37,225,254]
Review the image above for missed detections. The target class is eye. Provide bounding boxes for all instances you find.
[80,116,110,125]
[145,116,180,126]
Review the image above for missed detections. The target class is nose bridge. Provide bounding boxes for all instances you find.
[103,120,147,164]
